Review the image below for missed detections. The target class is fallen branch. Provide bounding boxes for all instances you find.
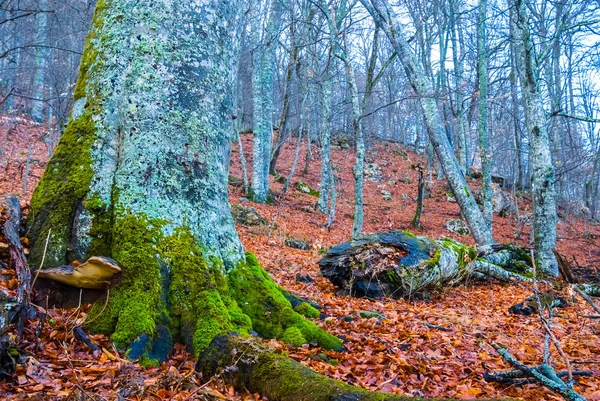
[484,369,592,385]
[491,346,587,401]
[73,327,101,352]
[422,322,452,332]
[573,286,600,315]
[2,197,31,336]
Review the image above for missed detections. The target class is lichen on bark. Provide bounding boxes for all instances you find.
[28,0,342,364]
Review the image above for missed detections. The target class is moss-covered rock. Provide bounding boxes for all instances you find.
[295,181,319,197]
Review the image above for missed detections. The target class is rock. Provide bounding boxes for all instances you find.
[492,188,516,217]
[399,177,412,184]
[446,193,456,203]
[391,148,408,159]
[228,175,244,187]
[295,273,314,283]
[295,181,319,197]
[381,190,392,201]
[285,238,311,250]
[380,160,390,167]
[300,205,314,213]
[272,172,286,183]
[445,219,470,236]
[359,310,385,320]
[364,163,384,182]
[557,199,591,219]
[231,204,270,226]
[509,291,567,316]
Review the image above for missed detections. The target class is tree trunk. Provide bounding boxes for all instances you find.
[477,0,493,231]
[31,0,49,122]
[319,230,533,299]
[270,16,298,175]
[27,0,341,362]
[360,0,494,247]
[448,0,468,175]
[509,0,558,276]
[251,0,285,203]
[317,69,334,214]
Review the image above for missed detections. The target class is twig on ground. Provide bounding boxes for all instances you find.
[422,322,453,332]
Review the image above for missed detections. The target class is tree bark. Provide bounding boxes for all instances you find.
[27,0,341,362]
[251,0,285,203]
[509,0,558,276]
[359,0,494,246]
[31,0,49,122]
[319,230,532,299]
[477,0,493,231]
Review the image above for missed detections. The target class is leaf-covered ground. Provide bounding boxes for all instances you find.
[1,118,599,400]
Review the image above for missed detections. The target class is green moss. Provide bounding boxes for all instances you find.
[229,252,342,350]
[294,302,320,319]
[28,0,113,267]
[28,108,99,267]
[86,213,164,347]
[138,355,160,368]
[73,0,107,100]
[295,181,319,197]
[281,326,306,347]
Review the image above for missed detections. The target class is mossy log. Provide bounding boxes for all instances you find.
[320,230,533,298]
[197,334,510,401]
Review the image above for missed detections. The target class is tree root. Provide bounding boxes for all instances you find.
[197,334,511,401]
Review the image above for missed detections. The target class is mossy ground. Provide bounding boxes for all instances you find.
[85,213,341,362]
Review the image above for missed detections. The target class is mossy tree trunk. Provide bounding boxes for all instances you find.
[27,0,341,362]
[320,231,534,299]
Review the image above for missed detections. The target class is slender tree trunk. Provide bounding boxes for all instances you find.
[31,0,49,122]
[509,0,558,275]
[448,0,468,174]
[360,0,494,246]
[270,18,298,175]
[477,0,493,231]
[510,45,524,191]
[251,0,285,203]
[317,70,334,214]
[27,0,340,362]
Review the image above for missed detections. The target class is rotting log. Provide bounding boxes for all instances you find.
[197,334,510,401]
[319,230,533,298]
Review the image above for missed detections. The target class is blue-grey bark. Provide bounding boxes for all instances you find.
[509,0,558,275]
[31,0,49,122]
[251,0,285,203]
[317,70,333,214]
[29,0,245,268]
[477,0,493,231]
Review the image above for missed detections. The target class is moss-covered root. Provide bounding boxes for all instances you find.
[228,253,343,351]
[197,334,511,401]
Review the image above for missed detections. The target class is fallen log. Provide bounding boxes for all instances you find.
[319,230,533,298]
[197,333,509,401]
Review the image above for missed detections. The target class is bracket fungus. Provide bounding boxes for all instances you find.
[35,256,121,289]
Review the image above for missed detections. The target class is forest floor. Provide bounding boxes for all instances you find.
[1,117,600,400]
